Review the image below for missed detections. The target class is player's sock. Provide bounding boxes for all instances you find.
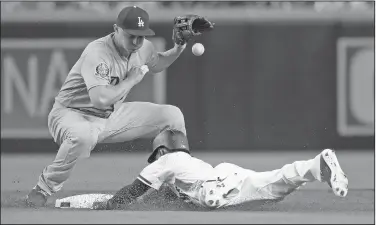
[280,153,322,186]
[36,175,54,197]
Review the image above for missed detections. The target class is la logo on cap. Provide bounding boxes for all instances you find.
[138,17,144,27]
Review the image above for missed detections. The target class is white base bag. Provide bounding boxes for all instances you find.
[55,194,114,209]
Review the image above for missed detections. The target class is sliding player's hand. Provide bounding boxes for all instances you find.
[92,200,111,210]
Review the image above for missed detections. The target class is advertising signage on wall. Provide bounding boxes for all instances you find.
[337,37,374,137]
[1,38,166,138]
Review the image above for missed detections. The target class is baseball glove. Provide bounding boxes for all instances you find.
[172,15,215,46]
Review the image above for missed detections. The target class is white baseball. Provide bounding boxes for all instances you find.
[192,43,205,56]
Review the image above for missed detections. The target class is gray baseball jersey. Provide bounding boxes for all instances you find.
[55,33,159,118]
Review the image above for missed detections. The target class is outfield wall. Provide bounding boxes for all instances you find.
[1,9,374,152]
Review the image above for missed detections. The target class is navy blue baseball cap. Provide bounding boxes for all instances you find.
[116,6,155,36]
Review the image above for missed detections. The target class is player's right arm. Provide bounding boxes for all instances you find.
[81,52,145,109]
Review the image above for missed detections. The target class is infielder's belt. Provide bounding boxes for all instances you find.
[68,107,113,119]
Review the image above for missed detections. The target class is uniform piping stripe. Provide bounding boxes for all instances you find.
[138,175,152,185]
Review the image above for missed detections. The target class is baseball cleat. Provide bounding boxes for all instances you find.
[25,185,49,207]
[320,149,348,197]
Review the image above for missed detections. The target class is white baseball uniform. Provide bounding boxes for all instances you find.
[137,151,323,209]
[37,33,186,195]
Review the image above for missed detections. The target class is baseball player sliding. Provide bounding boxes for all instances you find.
[91,133,348,210]
[25,6,214,207]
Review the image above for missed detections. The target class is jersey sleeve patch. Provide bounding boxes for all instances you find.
[95,62,110,82]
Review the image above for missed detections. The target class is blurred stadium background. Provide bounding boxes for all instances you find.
[1,1,374,152]
[1,1,375,12]
[1,1,375,223]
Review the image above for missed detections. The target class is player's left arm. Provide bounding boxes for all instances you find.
[106,179,150,209]
[102,158,175,210]
[146,15,214,74]
[146,41,186,74]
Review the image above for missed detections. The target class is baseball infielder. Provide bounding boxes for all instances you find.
[92,132,348,210]
[25,6,214,207]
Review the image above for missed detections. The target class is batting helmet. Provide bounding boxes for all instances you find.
[148,129,190,163]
